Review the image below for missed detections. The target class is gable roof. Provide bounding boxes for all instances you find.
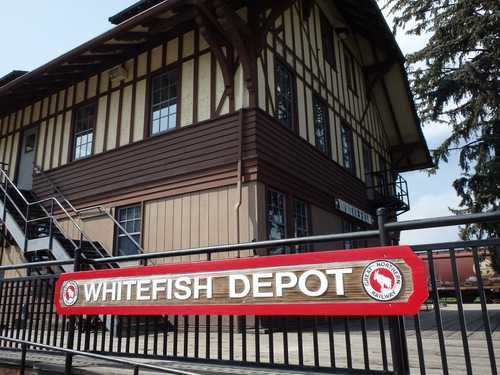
[0,0,431,172]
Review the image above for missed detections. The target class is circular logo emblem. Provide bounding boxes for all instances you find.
[62,280,79,306]
[362,260,403,301]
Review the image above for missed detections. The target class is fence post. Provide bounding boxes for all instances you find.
[65,247,81,375]
[377,208,409,375]
[20,342,27,375]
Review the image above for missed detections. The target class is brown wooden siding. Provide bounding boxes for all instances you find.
[33,112,241,207]
[242,109,369,213]
[33,107,369,219]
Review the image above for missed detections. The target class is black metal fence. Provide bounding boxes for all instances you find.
[1,209,500,374]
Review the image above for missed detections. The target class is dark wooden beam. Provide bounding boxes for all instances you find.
[302,0,314,20]
[148,9,196,35]
[90,44,140,54]
[255,0,297,54]
[195,9,235,99]
[215,0,256,93]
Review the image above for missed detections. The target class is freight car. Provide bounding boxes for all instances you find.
[418,250,500,303]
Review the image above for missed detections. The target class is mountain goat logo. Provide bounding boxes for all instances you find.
[62,281,79,306]
[373,270,392,289]
[362,261,403,301]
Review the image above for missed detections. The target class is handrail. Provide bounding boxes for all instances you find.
[2,208,499,272]
[1,168,97,260]
[33,163,150,262]
[0,230,381,271]
[33,163,78,212]
[0,336,202,375]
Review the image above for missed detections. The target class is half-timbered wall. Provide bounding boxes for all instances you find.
[257,2,391,181]
[0,29,236,181]
[1,1,391,186]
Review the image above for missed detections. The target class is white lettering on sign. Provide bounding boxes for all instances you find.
[335,198,373,225]
[80,268,353,303]
[229,268,352,299]
[84,276,214,303]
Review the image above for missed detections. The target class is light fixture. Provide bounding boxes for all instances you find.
[108,65,128,82]
[335,27,350,40]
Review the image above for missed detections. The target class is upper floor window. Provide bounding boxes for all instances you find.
[151,69,178,135]
[276,63,294,130]
[116,204,142,257]
[341,123,354,172]
[344,52,357,92]
[313,97,329,155]
[378,156,388,196]
[73,103,95,160]
[363,142,375,199]
[321,13,336,68]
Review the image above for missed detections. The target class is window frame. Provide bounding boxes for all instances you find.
[320,12,336,69]
[341,123,355,173]
[343,219,354,249]
[115,204,142,258]
[363,142,375,199]
[313,96,330,156]
[150,69,178,136]
[343,219,366,249]
[344,52,357,93]
[293,198,309,253]
[72,103,95,161]
[268,188,287,255]
[267,188,311,255]
[275,62,295,131]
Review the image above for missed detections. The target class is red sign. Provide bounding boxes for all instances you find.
[55,246,427,316]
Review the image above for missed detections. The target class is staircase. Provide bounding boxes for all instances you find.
[0,170,115,273]
[1,166,153,334]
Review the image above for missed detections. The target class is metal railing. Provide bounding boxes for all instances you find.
[1,165,152,270]
[366,169,410,216]
[1,168,100,266]
[0,336,202,375]
[1,209,500,374]
[33,163,151,264]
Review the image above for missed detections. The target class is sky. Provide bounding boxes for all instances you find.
[0,1,463,245]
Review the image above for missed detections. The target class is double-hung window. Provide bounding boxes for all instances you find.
[116,204,141,257]
[276,63,294,130]
[151,69,178,135]
[73,103,95,160]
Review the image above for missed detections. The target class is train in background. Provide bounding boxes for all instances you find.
[417,250,500,303]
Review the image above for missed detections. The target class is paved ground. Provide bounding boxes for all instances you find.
[0,350,337,375]
[0,303,498,374]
